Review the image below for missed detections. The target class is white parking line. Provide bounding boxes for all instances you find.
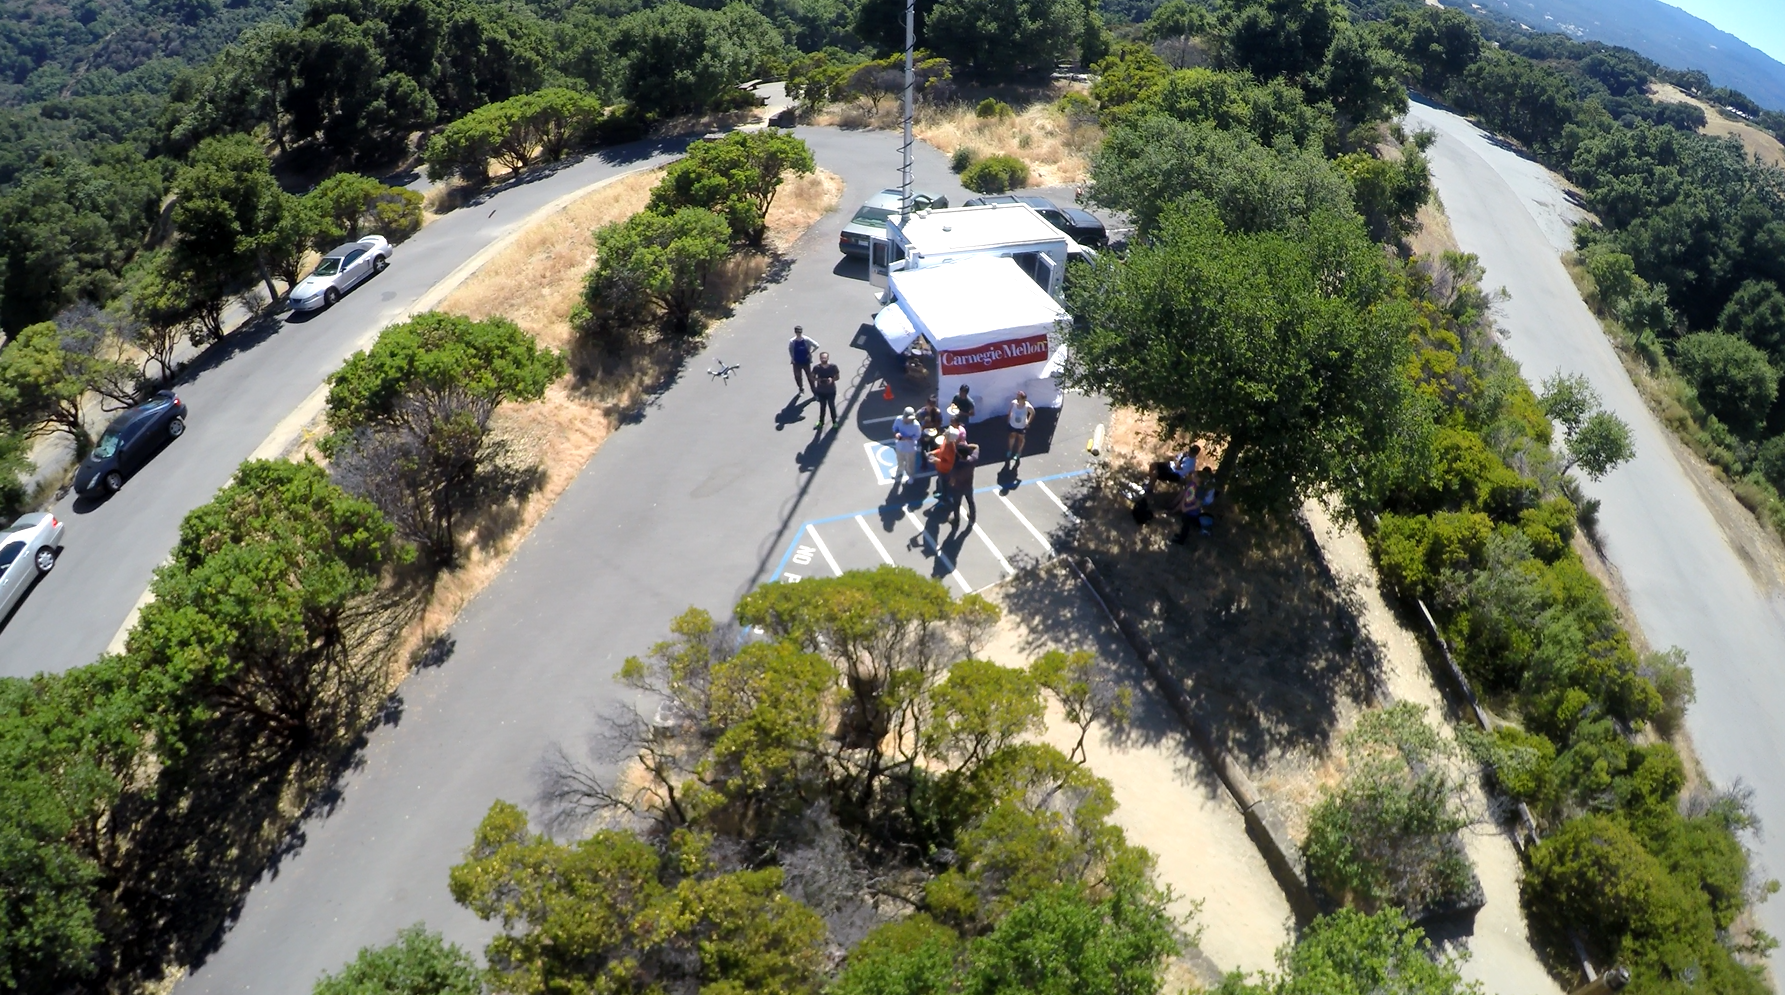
[902,508,971,594]
[806,523,842,575]
[971,523,1015,576]
[855,515,895,565]
[1036,480,1075,519]
[997,491,1054,555]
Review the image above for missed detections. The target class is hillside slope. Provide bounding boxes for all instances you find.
[0,0,300,106]
[1448,0,1785,110]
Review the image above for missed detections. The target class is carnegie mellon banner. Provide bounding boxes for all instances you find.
[939,334,1051,375]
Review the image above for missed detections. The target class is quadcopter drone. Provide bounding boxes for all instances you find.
[708,359,741,384]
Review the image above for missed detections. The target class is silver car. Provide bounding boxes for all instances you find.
[839,189,948,257]
[289,235,392,312]
[0,512,64,621]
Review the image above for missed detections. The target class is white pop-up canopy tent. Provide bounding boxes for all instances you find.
[873,256,1069,421]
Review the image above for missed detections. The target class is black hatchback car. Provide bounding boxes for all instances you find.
[961,195,1108,247]
[74,391,187,495]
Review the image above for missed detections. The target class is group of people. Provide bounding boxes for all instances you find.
[789,326,842,429]
[790,326,1038,527]
[1153,445,1219,542]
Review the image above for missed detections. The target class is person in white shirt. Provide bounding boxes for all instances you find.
[1005,390,1034,466]
[890,407,922,487]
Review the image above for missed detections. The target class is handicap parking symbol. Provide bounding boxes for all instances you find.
[863,441,898,485]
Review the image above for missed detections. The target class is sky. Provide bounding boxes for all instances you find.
[1663,0,1785,65]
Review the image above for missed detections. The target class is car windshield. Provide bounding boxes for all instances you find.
[0,541,21,569]
[313,258,343,277]
[92,429,123,459]
[850,206,895,227]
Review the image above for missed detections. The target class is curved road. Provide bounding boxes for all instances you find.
[170,127,1104,993]
[1408,100,1785,958]
[0,138,688,675]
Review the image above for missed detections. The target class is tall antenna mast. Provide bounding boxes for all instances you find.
[900,0,915,223]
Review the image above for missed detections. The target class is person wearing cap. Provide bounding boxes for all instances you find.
[891,406,922,487]
[931,425,960,503]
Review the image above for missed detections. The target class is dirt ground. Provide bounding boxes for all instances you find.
[1300,503,1561,995]
[1649,83,1785,168]
[982,562,1295,986]
[1071,404,1563,991]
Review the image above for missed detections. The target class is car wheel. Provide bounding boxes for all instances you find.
[34,547,55,574]
[104,470,123,493]
[372,255,387,273]
[168,417,186,439]
[324,287,340,307]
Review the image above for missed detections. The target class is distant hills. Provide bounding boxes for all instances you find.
[1447,0,1785,110]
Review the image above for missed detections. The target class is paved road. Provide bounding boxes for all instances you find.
[175,127,1107,993]
[0,140,689,676]
[1408,100,1785,954]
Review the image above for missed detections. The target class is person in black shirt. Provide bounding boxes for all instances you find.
[811,351,841,429]
[949,384,975,424]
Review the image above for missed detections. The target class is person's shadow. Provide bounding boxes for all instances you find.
[774,394,814,431]
[795,420,839,472]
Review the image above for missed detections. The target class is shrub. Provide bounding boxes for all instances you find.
[1673,331,1779,437]
[832,916,962,995]
[312,924,480,995]
[1467,725,1559,816]
[1754,434,1785,492]
[975,97,1014,119]
[1517,497,1576,562]
[584,208,731,336]
[1302,705,1476,916]
[646,130,816,245]
[1637,647,1695,738]
[1215,908,1475,995]
[960,154,1030,194]
[1055,91,1096,124]
[950,146,977,172]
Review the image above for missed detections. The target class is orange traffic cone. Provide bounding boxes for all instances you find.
[882,381,896,401]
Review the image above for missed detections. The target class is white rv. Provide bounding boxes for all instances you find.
[869,202,1092,299]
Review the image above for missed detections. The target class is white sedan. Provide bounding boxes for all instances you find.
[0,513,64,622]
[289,235,392,312]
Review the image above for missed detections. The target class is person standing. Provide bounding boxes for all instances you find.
[948,384,976,425]
[931,425,959,503]
[1005,390,1034,466]
[811,350,840,429]
[948,441,979,525]
[918,395,944,432]
[788,326,819,394]
[891,406,922,487]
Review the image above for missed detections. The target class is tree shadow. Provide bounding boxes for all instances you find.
[173,310,288,388]
[1041,469,1383,782]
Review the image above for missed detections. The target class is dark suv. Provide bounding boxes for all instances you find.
[961,195,1108,247]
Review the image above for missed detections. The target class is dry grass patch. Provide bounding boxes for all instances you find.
[1649,83,1785,168]
[387,164,845,668]
[917,99,1099,189]
[764,168,844,251]
[813,93,1099,188]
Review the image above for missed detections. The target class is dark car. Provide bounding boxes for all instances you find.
[960,195,1108,247]
[74,391,186,495]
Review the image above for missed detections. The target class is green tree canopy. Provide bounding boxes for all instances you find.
[172,133,294,303]
[449,801,826,995]
[1219,0,1340,84]
[926,0,1084,80]
[1717,279,1785,361]
[648,131,816,245]
[613,3,785,117]
[325,312,564,436]
[1372,5,1480,93]
[312,923,480,995]
[122,459,398,760]
[1216,908,1478,995]
[1064,201,1428,513]
[1672,331,1779,436]
[0,320,138,457]
[962,884,1179,995]
[584,208,732,336]
[1089,116,1351,236]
